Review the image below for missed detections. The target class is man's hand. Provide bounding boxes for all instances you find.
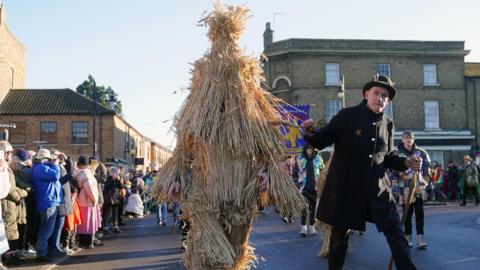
[301,119,317,135]
[405,156,422,171]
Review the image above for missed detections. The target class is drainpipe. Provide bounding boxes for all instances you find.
[465,77,469,133]
[469,78,478,153]
[99,115,103,161]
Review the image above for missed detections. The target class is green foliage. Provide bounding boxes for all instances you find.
[76,75,123,114]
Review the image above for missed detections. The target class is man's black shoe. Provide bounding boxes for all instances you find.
[93,239,104,246]
[48,249,67,258]
[4,255,24,266]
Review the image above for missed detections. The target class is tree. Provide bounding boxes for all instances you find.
[76,75,123,115]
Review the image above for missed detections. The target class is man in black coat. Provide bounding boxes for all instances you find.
[302,75,421,270]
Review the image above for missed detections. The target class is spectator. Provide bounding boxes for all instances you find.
[102,167,124,233]
[461,155,480,206]
[31,149,62,263]
[124,188,144,218]
[297,144,324,237]
[1,141,28,266]
[75,156,101,249]
[47,150,73,258]
[0,142,13,270]
[446,161,460,200]
[89,157,107,213]
[11,149,36,258]
[431,161,447,201]
[62,185,82,254]
[117,166,127,227]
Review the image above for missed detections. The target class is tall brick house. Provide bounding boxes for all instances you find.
[263,22,475,165]
[0,3,26,101]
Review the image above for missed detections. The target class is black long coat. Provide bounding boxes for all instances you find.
[305,101,407,232]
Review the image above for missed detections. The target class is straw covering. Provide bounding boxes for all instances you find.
[153,3,307,269]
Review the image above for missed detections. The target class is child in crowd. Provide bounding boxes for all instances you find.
[62,186,83,253]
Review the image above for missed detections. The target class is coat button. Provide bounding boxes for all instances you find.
[369,154,373,158]
[373,122,376,126]
[371,138,375,141]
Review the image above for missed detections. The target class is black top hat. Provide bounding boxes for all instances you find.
[362,74,397,100]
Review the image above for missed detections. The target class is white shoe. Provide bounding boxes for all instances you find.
[416,234,427,249]
[307,225,318,235]
[405,234,413,248]
[18,248,36,257]
[299,225,308,237]
[64,247,75,256]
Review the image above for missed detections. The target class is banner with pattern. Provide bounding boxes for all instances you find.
[278,104,310,155]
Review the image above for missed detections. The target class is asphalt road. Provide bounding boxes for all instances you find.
[13,204,480,270]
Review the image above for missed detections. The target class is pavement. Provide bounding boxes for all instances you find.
[11,203,480,270]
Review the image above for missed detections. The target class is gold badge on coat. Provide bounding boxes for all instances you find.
[355,129,362,136]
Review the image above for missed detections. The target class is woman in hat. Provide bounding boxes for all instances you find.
[461,155,480,206]
[74,156,101,248]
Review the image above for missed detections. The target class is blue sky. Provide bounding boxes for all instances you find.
[3,0,480,147]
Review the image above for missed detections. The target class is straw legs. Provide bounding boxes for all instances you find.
[183,213,254,270]
[318,224,331,258]
[328,225,416,270]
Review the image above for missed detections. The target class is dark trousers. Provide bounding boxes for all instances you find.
[25,195,39,248]
[404,197,424,235]
[103,204,119,228]
[61,225,77,249]
[461,184,480,204]
[447,181,459,199]
[301,189,316,226]
[329,225,416,270]
[61,228,77,249]
[118,199,125,222]
[18,224,26,249]
[78,234,94,248]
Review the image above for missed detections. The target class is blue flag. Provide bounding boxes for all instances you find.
[278,105,310,155]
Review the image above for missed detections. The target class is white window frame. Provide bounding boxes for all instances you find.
[424,100,439,129]
[376,64,391,77]
[423,64,438,86]
[325,100,342,122]
[325,63,340,86]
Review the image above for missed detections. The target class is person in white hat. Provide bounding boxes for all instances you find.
[31,148,62,262]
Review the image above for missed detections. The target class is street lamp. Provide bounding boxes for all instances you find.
[0,123,16,142]
[108,93,116,111]
[336,74,346,108]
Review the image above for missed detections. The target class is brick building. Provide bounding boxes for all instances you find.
[465,62,480,157]
[0,3,25,101]
[263,22,475,165]
[0,89,172,170]
[0,4,171,170]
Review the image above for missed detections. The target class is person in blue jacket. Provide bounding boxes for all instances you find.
[31,149,61,262]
